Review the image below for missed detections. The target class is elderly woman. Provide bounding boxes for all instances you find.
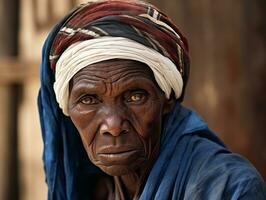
[38,0,266,199]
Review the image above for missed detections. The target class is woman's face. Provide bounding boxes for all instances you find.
[68,59,174,176]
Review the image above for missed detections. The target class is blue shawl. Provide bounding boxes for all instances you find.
[38,10,266,200]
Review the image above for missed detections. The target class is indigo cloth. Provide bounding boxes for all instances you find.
[139,104,266,200]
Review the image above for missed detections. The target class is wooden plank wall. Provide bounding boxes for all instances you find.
[0,0,20,199]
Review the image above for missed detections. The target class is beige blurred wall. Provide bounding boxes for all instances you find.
[18,78,46,200]
[18,1,90,199]
[0,86,13,200]
[19,0,46,198]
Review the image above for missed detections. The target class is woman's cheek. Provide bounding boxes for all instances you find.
[132,100,163,139]
[69,107,98,144]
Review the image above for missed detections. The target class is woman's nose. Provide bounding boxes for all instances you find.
[99,110,129,137]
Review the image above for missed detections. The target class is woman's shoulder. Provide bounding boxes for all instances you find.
[184,131,266,199]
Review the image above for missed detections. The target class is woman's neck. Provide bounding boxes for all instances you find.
[114,140,161,199]
[114,170,143,199]
[114,155,159,198]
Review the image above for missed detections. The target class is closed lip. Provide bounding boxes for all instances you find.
[98,146,140,154]
[97,147,142,164]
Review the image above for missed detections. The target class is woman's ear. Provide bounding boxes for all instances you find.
[163,93,176,115]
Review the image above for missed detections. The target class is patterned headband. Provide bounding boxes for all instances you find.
[50,0,190,106]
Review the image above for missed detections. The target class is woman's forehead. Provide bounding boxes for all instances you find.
[69,59,164,97]
[71,59,156,84]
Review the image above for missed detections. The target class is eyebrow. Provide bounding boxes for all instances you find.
[70,73,159,99]
[70,80,107,97]
[115,76,158,94]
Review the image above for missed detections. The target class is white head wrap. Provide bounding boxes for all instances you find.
[54,36,183,115]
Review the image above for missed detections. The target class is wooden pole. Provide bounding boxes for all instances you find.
[0,0,20,199]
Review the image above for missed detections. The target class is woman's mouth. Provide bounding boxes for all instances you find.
[97,148,143,165]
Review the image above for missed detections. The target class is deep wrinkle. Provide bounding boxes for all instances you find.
[68,59,175,199]
[69,72,159,104]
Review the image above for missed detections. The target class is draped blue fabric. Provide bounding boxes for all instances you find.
[38,9,266,200]
[139,105,266,200]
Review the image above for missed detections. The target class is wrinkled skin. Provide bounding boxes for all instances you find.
[68,59,175,198]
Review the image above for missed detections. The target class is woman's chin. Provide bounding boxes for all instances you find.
[95,159,145,176]
[99,165,136,176]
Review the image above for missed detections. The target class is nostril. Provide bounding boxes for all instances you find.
[99,125,129,136]
[99,115,130,136]
[120,129,129,135]
[101,131,110,136]
[100,129,128,137]
[99,124,109,135]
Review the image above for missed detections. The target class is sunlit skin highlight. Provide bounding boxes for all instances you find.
[68,59,175,198]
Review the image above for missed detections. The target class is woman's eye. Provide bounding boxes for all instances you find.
[79,95,99,105]
[127,91,147,103]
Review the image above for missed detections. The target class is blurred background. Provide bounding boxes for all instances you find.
[0,0,265,199]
